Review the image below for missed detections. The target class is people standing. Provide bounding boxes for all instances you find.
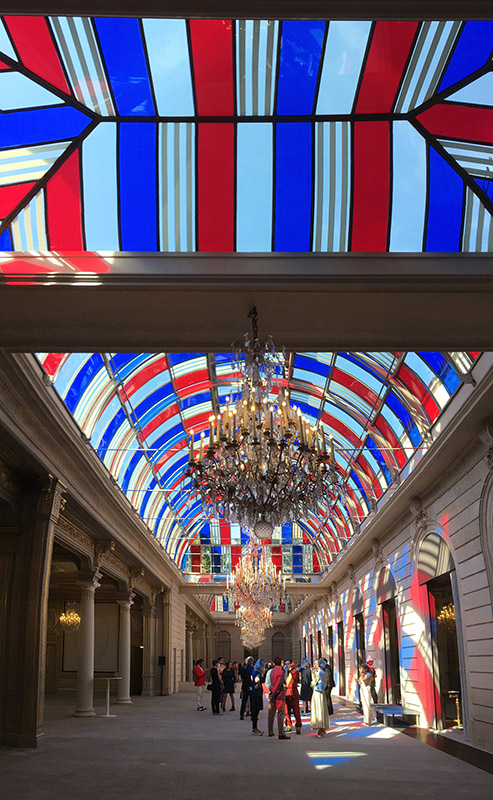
[250,658,265,736]
[221,661,236,711]
[239,656,254,720]
[323,657,335,715]
[217,656,225,709]
[210,659,222,715]
[268,656,290,740]
[358,664,376,725]
[310,659,330,737]
[193,658,206,711]
[284,660,302,734]
[366,659,378,703]
[300,658,313,713]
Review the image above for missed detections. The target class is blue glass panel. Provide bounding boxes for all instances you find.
[275,123,312,251]
[390,122,427,252]
[138,389,177,426]
[0,229,12,248]
[439,22,493,92]
[292,545,302,554]
[474,178,493,203]
[180,391,211,410]
[109,353,149,376]
[142,19,194,116]
[0,20,17,59]
[277,21,326,115]
[426,148,463,252]
[119,122,157,250]
[96,407,126,457]
[385,391,421,446]
[122,449,145,493]
[0,72,62,110]
[241,529,249,544]
[294,354,330,379]
[447,71,493,107]
[0,106,90,149]
[168,353,206,366]
[138,477,157,519]
[418,353,461,394]
[64,354,104,413]
[95,18,155,116]
[200,523,210,544]
[293,564,303,574]
[365,436,391,483]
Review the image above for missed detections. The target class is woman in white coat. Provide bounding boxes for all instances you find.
[358,665,376,725]
[310,659,331,737]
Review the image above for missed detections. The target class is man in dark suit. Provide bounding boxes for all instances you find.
[323,657,335,715]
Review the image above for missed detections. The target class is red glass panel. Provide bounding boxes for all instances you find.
[320,412,360,449]
[331,367,379,408]
[351,121,390,252]
[189,20,234,116]
[373,415,406,468]
[0,182,35,218]
[197,123,234,251]
[124,356,169,398]
[4,16,70,94]
[0,60,11,70]
[141,403,180,439]
[41,353,67,378]
[417,103,493,143]
[46,150,83,248]
[396,363,440,422]
[356,21,419,113]
[220,521,230,544]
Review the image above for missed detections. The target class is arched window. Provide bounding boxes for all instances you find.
[272,631,285,661]
[215,630,231,662]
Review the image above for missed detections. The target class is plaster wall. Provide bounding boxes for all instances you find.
[295,440,493,752]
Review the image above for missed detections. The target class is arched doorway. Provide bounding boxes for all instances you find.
[215,630,231,662]
[418,532,465,731]
[272,631,286,661]
[375,565,400,704]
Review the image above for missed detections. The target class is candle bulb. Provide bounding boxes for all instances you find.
[243,400,248,428]
[199,431,205,462]
[209,416,214,444]
[269,406,274,437]
[329,434,335,462]
[189,429,194,461]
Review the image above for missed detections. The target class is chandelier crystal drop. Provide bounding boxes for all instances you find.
[186,307,343,531]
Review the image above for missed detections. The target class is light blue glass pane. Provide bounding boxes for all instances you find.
[82,122,119,250]
[447,72,493,107]
[0,72,62,110]
[0,21,16,59]
[236,123,273,251]
[316,21,372,114]
[390,121,427,252]
[142,19,194,116]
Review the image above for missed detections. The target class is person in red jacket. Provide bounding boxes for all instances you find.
[193,658,206,711]
[284,661,302,734]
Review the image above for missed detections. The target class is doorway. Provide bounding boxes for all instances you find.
[382,598,401,704]
[428,573,462,729]
[328,625,334,674]
[317,629,322,659]
[354,612,365,671]
[337,621,346,696]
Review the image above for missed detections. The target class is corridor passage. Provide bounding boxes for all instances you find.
[1,691,492,800]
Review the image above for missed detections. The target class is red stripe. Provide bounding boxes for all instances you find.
[395,364,440,422]
[417,103,493,144]
[124,357,169,398]
[140,404,180,440]
[174,369,211,393]
[351,121,390,252]
[4,16,70,94]
[183,410,212,432]
[356,21,419,113]
[189,20,234,115]
[0,60,11,70]
[331,367,379,408]
[320,413,360,449]
[374,416,406,467]
[41,353,67,378]
[198,123,234,251]
[46,150,83,248]
[290,379,324,401]
[0,182,35,218]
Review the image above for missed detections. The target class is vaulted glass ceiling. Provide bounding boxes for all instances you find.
[36,351,480,582]
[1,17,493,253]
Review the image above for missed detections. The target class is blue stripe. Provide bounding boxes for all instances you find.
[180,391,211,410]
[109,353,151,378]
[276,21,326,115]
[64,354,105,414]
[418,353,460,394]
[236,123,273,251]
[95,18,155,116]
[439,22,493,92]
[317,21,372,114]
[134,382,175,419]
[386,391,421,446]
[426,148,463,252]
[275,123,312,251]
[119,123,158,250]
[294,354,330,379]
[137,477,156,519]
[142,19,194,116]
[0,107,90,149]
[122,449,145,493]
[168,352,205,366]
[96,407,126,457]
[365,436,391,483]
[82,122,119,250]
[0,229,12,249]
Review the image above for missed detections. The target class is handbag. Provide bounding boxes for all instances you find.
[206,682,213,691]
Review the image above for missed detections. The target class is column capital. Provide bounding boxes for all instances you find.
[37,475,67,524]
[116,592,135,609]
[77,569,102,595]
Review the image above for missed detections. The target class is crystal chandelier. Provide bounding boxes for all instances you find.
[227,542,283,647]
[59,603,81,631]
[187,307,342,537]
[437,602,456,629]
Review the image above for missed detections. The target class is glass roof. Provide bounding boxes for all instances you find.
[36,350,480,581]
[1,17,493,253]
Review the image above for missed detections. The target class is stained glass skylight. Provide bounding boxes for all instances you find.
[36,351,480,580]
[1,17,493,253]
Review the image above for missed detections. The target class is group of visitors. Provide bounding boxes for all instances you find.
[195,654,341,738]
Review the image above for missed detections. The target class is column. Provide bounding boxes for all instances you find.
[142,597,156,696]
[74,575,100,717]
[116,593,134,704]
[186,623,194,682]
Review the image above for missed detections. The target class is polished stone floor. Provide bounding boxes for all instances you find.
[1,690,493,800]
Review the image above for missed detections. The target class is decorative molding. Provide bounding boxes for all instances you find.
[347,564,355,587]
[0,460,20,499]
[372,538,389,575]
[479,420,493,470]
[95,539,115,571]
[410,497,431,531]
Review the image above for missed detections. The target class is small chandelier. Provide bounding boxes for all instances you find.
[437,602,456,629]
[59,603,81,631]
[187,307,342,533]
[227,543,283,647]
